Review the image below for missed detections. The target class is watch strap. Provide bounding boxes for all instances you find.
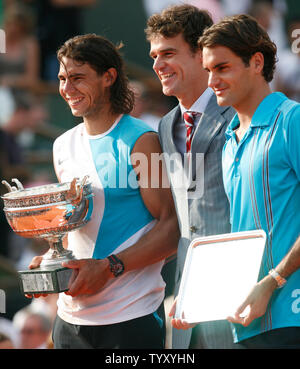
[268,269,286,288]
[107,254,125,277]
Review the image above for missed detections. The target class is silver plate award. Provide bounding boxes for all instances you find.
[175,230,266,323]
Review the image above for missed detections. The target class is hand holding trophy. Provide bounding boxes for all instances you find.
[1,176,93,294]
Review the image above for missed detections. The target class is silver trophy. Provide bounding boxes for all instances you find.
[1,176,93,294]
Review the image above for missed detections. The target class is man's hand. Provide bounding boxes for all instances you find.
[62,258,111,297]
[169,297,197,330]
[25,256,112,299]
[227,275,277,326]
[25,255,48,299]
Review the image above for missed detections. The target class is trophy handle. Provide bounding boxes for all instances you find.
[66,175,89,204]
[2,178,24,192]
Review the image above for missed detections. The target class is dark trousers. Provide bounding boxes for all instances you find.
[52,304,165,349]
[238,327,300,349]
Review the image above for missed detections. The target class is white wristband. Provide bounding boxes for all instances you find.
[269,269,287,288]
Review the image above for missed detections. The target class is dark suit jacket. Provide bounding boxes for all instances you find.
[158,93,236,348]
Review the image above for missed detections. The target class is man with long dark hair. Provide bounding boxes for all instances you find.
[29,34,179,349]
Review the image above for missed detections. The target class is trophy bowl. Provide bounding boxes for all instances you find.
[1,176,93,294]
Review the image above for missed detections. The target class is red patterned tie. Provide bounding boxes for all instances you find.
[183,111,197,154]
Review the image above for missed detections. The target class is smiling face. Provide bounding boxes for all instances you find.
[202,45,262,111]
[58,56,111,119]
[149,33,207,108]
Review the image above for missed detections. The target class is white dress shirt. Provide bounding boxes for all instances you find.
[174,87,214,154]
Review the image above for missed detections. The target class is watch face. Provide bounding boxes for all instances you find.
[112,263,123,276]
[108,255,124,277]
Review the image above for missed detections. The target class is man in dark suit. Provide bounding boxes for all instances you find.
[145,4,236,349]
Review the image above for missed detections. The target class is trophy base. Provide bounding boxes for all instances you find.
[19,266,73,294]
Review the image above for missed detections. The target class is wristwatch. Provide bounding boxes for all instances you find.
[268,269,287,288]
[107,254,125,277]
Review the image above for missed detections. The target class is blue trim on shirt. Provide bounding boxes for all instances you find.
[89,115,155,259]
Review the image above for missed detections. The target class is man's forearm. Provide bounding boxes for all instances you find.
[275,236,300,279]
[116,213,179,273]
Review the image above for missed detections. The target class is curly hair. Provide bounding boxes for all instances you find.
[145,4,213,53]
[57,34,134,114]
[198,14,277,82]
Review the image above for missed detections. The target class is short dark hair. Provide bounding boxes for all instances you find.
[198,14,277,82]
[57,34,134,114]
[145,4,213,53]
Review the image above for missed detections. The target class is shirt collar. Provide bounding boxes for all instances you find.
[225,92,287,138]
[179,87,214,116]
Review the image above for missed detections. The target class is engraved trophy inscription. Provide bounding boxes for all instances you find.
[1,177,93,294]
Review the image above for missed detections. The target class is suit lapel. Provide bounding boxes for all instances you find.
[191,94,226,155]
[158,96,230,233]
[159,105,190,238]
[160,97,227,157]
[187,94,229,192]
[159,105,181,156]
